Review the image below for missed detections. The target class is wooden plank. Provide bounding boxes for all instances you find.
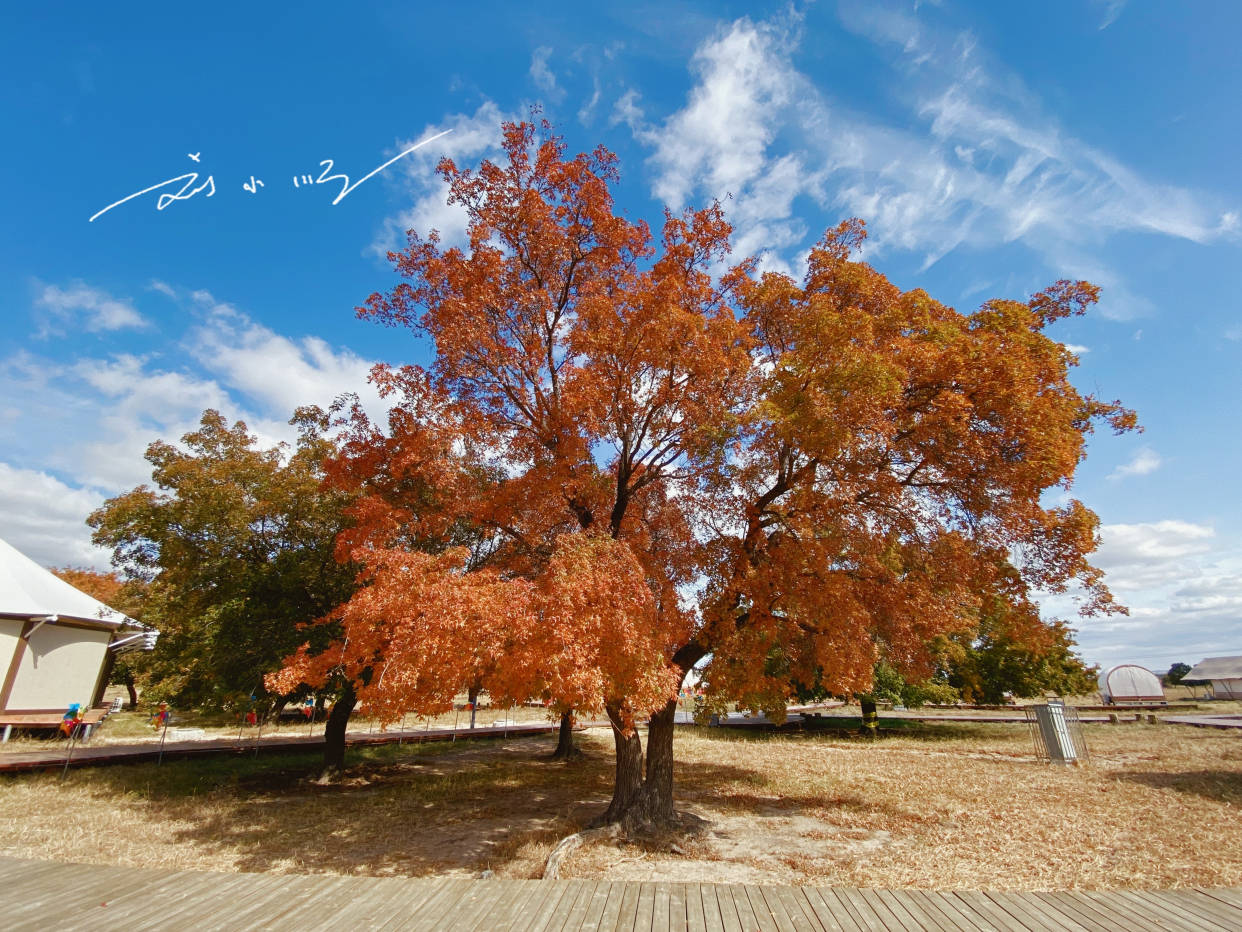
[684,883,708,932]
[1155,889,1242,929]
[1162,894,1242,929]
[724,884,762,932]
[608,881,642,932]
[159,872,296,928]
[709,884,744,932]
[441,877,512,930]
[922,891,1005,932]
[880,889,951,932]
[829,887,888,932]
[579,881,617,932]
[1196,886,1242,912]
[751,886,791,932]
[352,877,448,929]
[595,882,633,932]
[702,884,734,932]
[70,868,255,929]
[1127,889,1232,932]
[1,859,126,919]
[986,891,1080,932]
[743,884,783,932]
[633,881,657,932]
[856,889,911,931]
[1084,890,1197,932]
[182,873,300,932]
[560,879,601,932]
[902,890,979,932]
[298,875,413,931]
[394,878,475,932]
[471,879,544,932]
[668,882,688,932]
[799,888,859,932]
[519,881,577,932]
[650,882,672,932]
[771,885,824,932]
[949,890,1029,932]
[515,881,574,932]
[1030,892,1127,932]
[542,879,590,932]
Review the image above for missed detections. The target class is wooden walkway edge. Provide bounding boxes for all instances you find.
[0,721,582,774]
[3,856,1240,931]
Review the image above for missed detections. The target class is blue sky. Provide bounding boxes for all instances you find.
[2,1,1239,674]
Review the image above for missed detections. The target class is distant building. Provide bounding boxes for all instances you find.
[1184,656,1242,700]
[1,537,156,714]
[1097,664,1165,704]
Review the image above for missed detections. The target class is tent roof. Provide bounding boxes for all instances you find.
[1186,656,1242,680]
[0,536,136,630]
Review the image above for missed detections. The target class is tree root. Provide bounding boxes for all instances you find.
[542,825,620,880]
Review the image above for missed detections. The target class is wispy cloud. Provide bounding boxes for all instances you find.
[625,8,1234,308]
[369,100,513,257]
[1107,447,1162,480]
[34,281,148,336]
[529,46,565,103]
[1094,0,1128,30]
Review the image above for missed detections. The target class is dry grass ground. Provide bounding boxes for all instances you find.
[1,720,1238,891]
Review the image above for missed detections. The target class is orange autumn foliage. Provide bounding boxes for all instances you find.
[267,534,680,730]
[270,119,1134,822]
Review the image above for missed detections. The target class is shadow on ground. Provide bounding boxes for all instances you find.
[1113,768,1242,806]
[52,730,845,877]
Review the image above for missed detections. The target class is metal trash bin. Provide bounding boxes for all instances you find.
[1025,699,1089,765]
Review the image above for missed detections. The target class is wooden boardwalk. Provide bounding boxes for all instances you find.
[4,857,1240,931]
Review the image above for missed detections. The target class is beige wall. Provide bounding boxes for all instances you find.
[0,619,22,685]
[6,623,110,710]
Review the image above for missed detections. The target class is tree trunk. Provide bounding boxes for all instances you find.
[124,675,139,710]
[595,702,644,826]
[637,697,678,825]
[550,708,578,760]
[467,681,481,730]
[596,644,705,830]
[321,682,357,777]
[859,697,878,738]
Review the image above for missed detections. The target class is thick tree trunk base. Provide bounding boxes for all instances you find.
[320,682,357,779]
[549,710,581,760]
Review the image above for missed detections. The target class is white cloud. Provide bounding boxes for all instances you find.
[627,9,1233,307]
[1063,343,1089,355]
[529,47,565,103]
[370,100,513,257]
[0,463,110,570]
[2,286,385,494]
[187,297,384,426]
[34,281,147,336]
[636,18,819,270]
[1043,519,1242,671]
[1093,520,1213,585]
[1107,446,1162,481]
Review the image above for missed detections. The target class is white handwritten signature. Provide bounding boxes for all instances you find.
[89,130,453,223]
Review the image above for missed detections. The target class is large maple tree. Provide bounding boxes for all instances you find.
[272,120,1134,828]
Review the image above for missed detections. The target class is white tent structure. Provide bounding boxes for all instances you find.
[1184,656,1242,700]
[1097,664,1165,705]
[1,536,156,714]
